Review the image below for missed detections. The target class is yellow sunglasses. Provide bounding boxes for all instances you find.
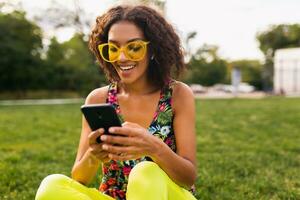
[98,40,149,63]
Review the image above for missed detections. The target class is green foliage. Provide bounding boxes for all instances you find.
[45,34,106,94]
[256,24,300,90]
[46,37,65,66]
[229,60,263,90]
[257,24,300,58]
[0,11,43,91]
[1,98,300,199]
[185,45,227,86]
[0,10,106,95]
[61,34,93,70]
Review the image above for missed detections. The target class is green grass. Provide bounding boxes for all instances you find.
[0,98,299,199]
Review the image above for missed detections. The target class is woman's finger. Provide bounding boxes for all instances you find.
[102,143,133,154]
[108,126,140,137]
[90,147,104,156]
[122,121,140,128]
[88,128,105,144]
[100,134,135,146]
[89,145,111,162]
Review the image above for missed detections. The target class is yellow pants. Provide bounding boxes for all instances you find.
[35,161,197,200]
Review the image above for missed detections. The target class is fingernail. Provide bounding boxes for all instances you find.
[109,127,115,132]
[101,135,107,141]
[102,144,108,150]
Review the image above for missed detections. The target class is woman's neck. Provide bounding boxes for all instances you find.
[119,79,159,96]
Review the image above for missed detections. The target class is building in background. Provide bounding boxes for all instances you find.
[274,48,300,96]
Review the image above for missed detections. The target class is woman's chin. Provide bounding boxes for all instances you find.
[118,70,137,84]
[119,78,135,85]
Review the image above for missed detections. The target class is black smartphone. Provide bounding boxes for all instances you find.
[81,103,122,143]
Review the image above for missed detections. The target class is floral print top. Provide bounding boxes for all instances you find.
[98,80,176,200]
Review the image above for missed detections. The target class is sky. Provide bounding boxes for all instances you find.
[7,0,300,61]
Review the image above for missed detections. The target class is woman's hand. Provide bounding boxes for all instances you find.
[100,122,162,161]
[87,128,110,163]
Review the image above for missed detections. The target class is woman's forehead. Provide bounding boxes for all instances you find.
[108,21,145,44]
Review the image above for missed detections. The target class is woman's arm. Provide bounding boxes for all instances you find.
[151,81,197,188]
[71,87,109,185]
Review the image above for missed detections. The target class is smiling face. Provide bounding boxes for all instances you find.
[108,20,150,85]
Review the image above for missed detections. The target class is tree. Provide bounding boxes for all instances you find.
[0,3,105,96]
[45,34,106,93]
[43,37,67,90]
[61,33,106,92]
[185,44,227,86]
[184,31,197,63]
[257,24,300,58]
[256,24,300,91]
[34,0,92,37]
[0,10,43,92]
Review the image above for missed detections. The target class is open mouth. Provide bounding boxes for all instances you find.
[118,64,136,71]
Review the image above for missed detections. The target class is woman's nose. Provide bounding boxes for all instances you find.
[118,51,127,61]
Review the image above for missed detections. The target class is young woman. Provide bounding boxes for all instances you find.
[35,4,197,200]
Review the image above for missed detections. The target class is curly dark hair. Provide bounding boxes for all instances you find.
[89,4,185,88]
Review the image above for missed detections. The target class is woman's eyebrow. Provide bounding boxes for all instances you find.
[108,39,119,45]
[127,38,144,43]
[108,38,145,44]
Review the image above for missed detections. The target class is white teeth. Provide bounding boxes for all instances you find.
[119,65,135,71]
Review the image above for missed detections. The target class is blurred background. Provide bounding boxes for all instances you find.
[0,0,299,200]
[1,0,300,100]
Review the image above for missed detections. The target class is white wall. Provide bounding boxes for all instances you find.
[274,48,300,95]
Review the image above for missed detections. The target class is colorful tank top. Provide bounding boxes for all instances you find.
[99,81,176,200]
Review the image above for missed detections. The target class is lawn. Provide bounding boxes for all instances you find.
[0,98,299,200]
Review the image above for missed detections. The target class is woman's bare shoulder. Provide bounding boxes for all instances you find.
[85,85,110,105]
[172,81,194,100]
[171,81,194,112]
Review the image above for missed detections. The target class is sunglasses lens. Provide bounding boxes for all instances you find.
[99,44,119,62]
[99,41,147,62]
[126,41,145,61]
[108,45,119,61]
